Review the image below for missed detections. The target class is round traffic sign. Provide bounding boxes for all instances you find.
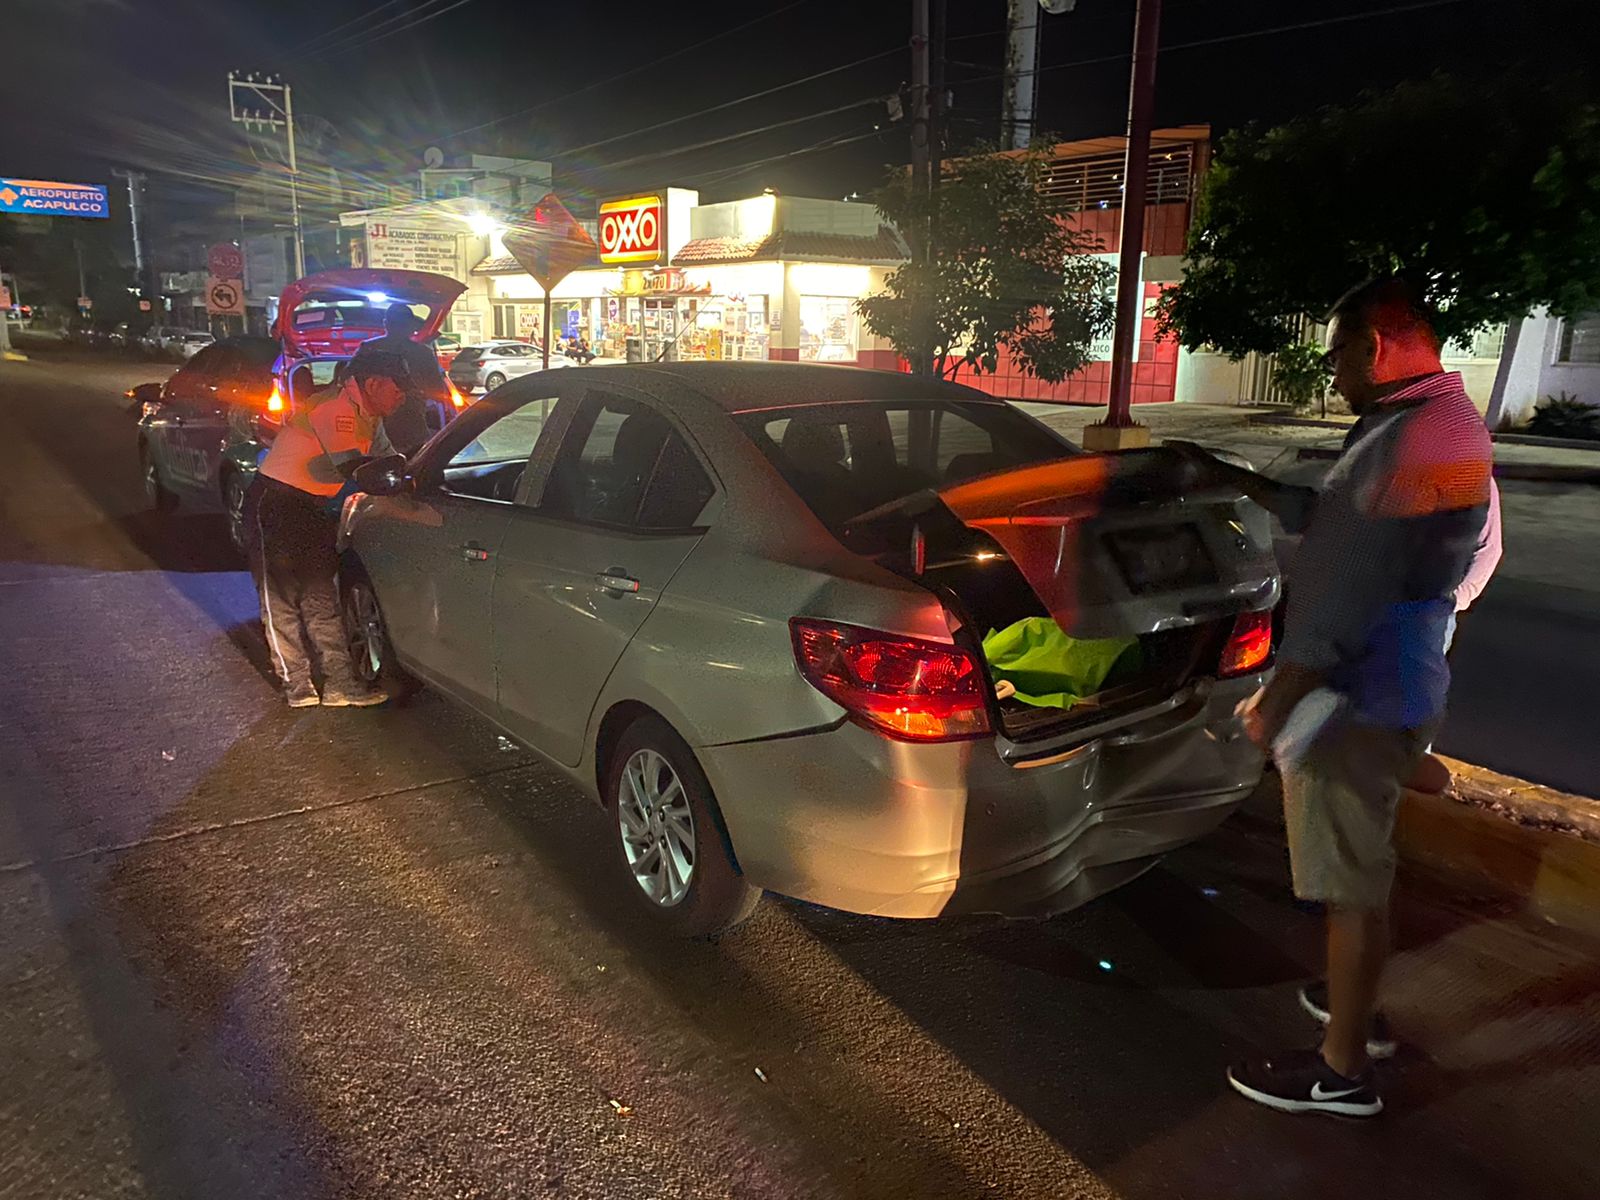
[208,243,244,279]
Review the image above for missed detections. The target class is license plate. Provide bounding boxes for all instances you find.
[1105,524,1217,593]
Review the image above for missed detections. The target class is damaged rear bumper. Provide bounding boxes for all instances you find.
[698,674,1266,920]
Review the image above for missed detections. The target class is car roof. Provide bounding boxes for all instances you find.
[583,361,1004,414]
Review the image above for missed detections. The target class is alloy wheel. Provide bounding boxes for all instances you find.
[345,582,386,684]
[617,748,696,907]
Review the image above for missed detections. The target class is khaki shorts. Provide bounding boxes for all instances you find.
[1282,720,1437,909]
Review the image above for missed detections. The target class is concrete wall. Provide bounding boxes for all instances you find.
[1490,312,1600,427]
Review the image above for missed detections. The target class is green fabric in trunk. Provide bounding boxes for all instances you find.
[982,618,1140,709]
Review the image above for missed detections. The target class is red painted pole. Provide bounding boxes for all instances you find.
[1105,0,1162,427]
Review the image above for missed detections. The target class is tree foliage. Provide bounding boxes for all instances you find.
[1158,73,1600,357]
[858,141,1114,381]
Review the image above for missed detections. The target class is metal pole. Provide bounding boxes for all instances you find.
[542,292,552,371]
[909,0,933,376]
[1003,0,1041,150]
[282,84,306,278]
[1105,0,1162,428]
[0,262,12,356]
[115,169,149,296]
[75,239,87,300]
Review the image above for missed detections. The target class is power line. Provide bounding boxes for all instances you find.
[950,0,1470,91]
[439,0,816,143]
[546,45,902,163]
[301,0,459,60]
[694,125,886,190]
[306,0,481,61]
[562,96,882,181]
[290,0,411,55]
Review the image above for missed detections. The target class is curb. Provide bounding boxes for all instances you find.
[1245,764,1600,943]
[1291,445,1600,485]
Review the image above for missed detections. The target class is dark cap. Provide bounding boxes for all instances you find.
[384,302,424,334]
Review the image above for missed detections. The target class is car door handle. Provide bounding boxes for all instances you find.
[595,569,640,594]
[461,542,492,563]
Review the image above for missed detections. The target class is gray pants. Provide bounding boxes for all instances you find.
[250,476,361,696]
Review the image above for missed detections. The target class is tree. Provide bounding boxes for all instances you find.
[1157,73,1600,361]
[857,141,1114,382]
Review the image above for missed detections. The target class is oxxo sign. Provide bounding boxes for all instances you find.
[598,195,663,265]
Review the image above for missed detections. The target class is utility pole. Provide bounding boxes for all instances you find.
[1003,0,1040,150]
[228,71,306,279]
[75,238,87,302]
[112,168,149,297]
[908,0,934,376]
[1084,0,1160,452]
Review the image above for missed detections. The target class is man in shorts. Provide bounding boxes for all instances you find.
[1190,278,1494,1117]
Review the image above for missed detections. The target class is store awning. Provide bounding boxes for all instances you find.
[671,226,908,267]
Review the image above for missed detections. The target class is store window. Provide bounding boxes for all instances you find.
[799,296,859,363]
[1557,314,1600,365]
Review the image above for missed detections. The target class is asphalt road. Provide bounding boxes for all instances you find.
[2,350,1598,1200]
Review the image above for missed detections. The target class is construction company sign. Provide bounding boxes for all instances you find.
[363,220,463,278]
[598,195,663,265]
[0,178,109,219]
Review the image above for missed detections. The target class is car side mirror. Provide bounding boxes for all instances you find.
[125,381,162,417]
[352,454,412,496]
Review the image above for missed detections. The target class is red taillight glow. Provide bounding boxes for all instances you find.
[790,618,991,742]
[266,384,285,415]
[448,379,467,409]
[1219,608,1273,678]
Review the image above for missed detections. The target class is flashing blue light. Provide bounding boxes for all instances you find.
[366,291,388,304]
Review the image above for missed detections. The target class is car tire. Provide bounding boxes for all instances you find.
[140,444,177,513]
[607,715,761,938]
[340,563,418,696]
[483,371,506,391]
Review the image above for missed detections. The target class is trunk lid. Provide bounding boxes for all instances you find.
[274,268,465,358]
[845,447,1279,741]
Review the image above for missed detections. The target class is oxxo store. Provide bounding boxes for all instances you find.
[474,189,906,367]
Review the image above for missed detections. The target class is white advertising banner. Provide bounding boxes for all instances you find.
[364,220,464,279]
[1088,251,1144,363]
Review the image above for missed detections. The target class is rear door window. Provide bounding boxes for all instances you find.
[737,401,1072,529]
[539,394,713,529]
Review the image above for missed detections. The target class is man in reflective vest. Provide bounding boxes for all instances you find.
[250,351,409,707]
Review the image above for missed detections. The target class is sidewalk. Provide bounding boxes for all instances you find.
[1016,401,1600,480]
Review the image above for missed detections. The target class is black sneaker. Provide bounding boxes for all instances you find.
[1299,980,1398,1059]
[1227,1048,1383,1118]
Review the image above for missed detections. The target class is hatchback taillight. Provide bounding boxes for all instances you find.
[790,618,991,742]
[1218,608,1274,678]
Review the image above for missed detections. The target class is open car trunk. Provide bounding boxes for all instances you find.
[843,448,1279,743]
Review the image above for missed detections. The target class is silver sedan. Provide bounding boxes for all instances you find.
[447,340,574,393]
[340,364,1278,936]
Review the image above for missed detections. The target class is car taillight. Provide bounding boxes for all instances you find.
[790,618,991,742]
[1218,608,1273,678]
[266,384,285,416]
[448,379,467,409]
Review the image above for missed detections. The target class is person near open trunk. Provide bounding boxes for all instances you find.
[1175,278,1494,1117]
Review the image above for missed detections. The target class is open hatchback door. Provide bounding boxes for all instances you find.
[273,268,466,358]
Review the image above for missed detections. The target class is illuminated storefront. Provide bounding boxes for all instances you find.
[471,189,906,367]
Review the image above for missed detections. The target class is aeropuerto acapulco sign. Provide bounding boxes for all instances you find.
[0,178,110,219]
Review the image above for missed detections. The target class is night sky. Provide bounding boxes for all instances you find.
[2,0,1596,252]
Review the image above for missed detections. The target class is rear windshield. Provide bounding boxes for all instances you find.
[735,400,1075,529]
[455,345,483,359]
[232,337,280,366]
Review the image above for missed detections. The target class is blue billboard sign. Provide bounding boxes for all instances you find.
[0,178,110,219]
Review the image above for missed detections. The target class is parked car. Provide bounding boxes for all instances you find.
[274,267,469,434]
[431,331,464,371]
[448,340,574,392]
[132,268,469,555]
[133,335,279,550]
[338,363,1279,937]
[176,330,216,359]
